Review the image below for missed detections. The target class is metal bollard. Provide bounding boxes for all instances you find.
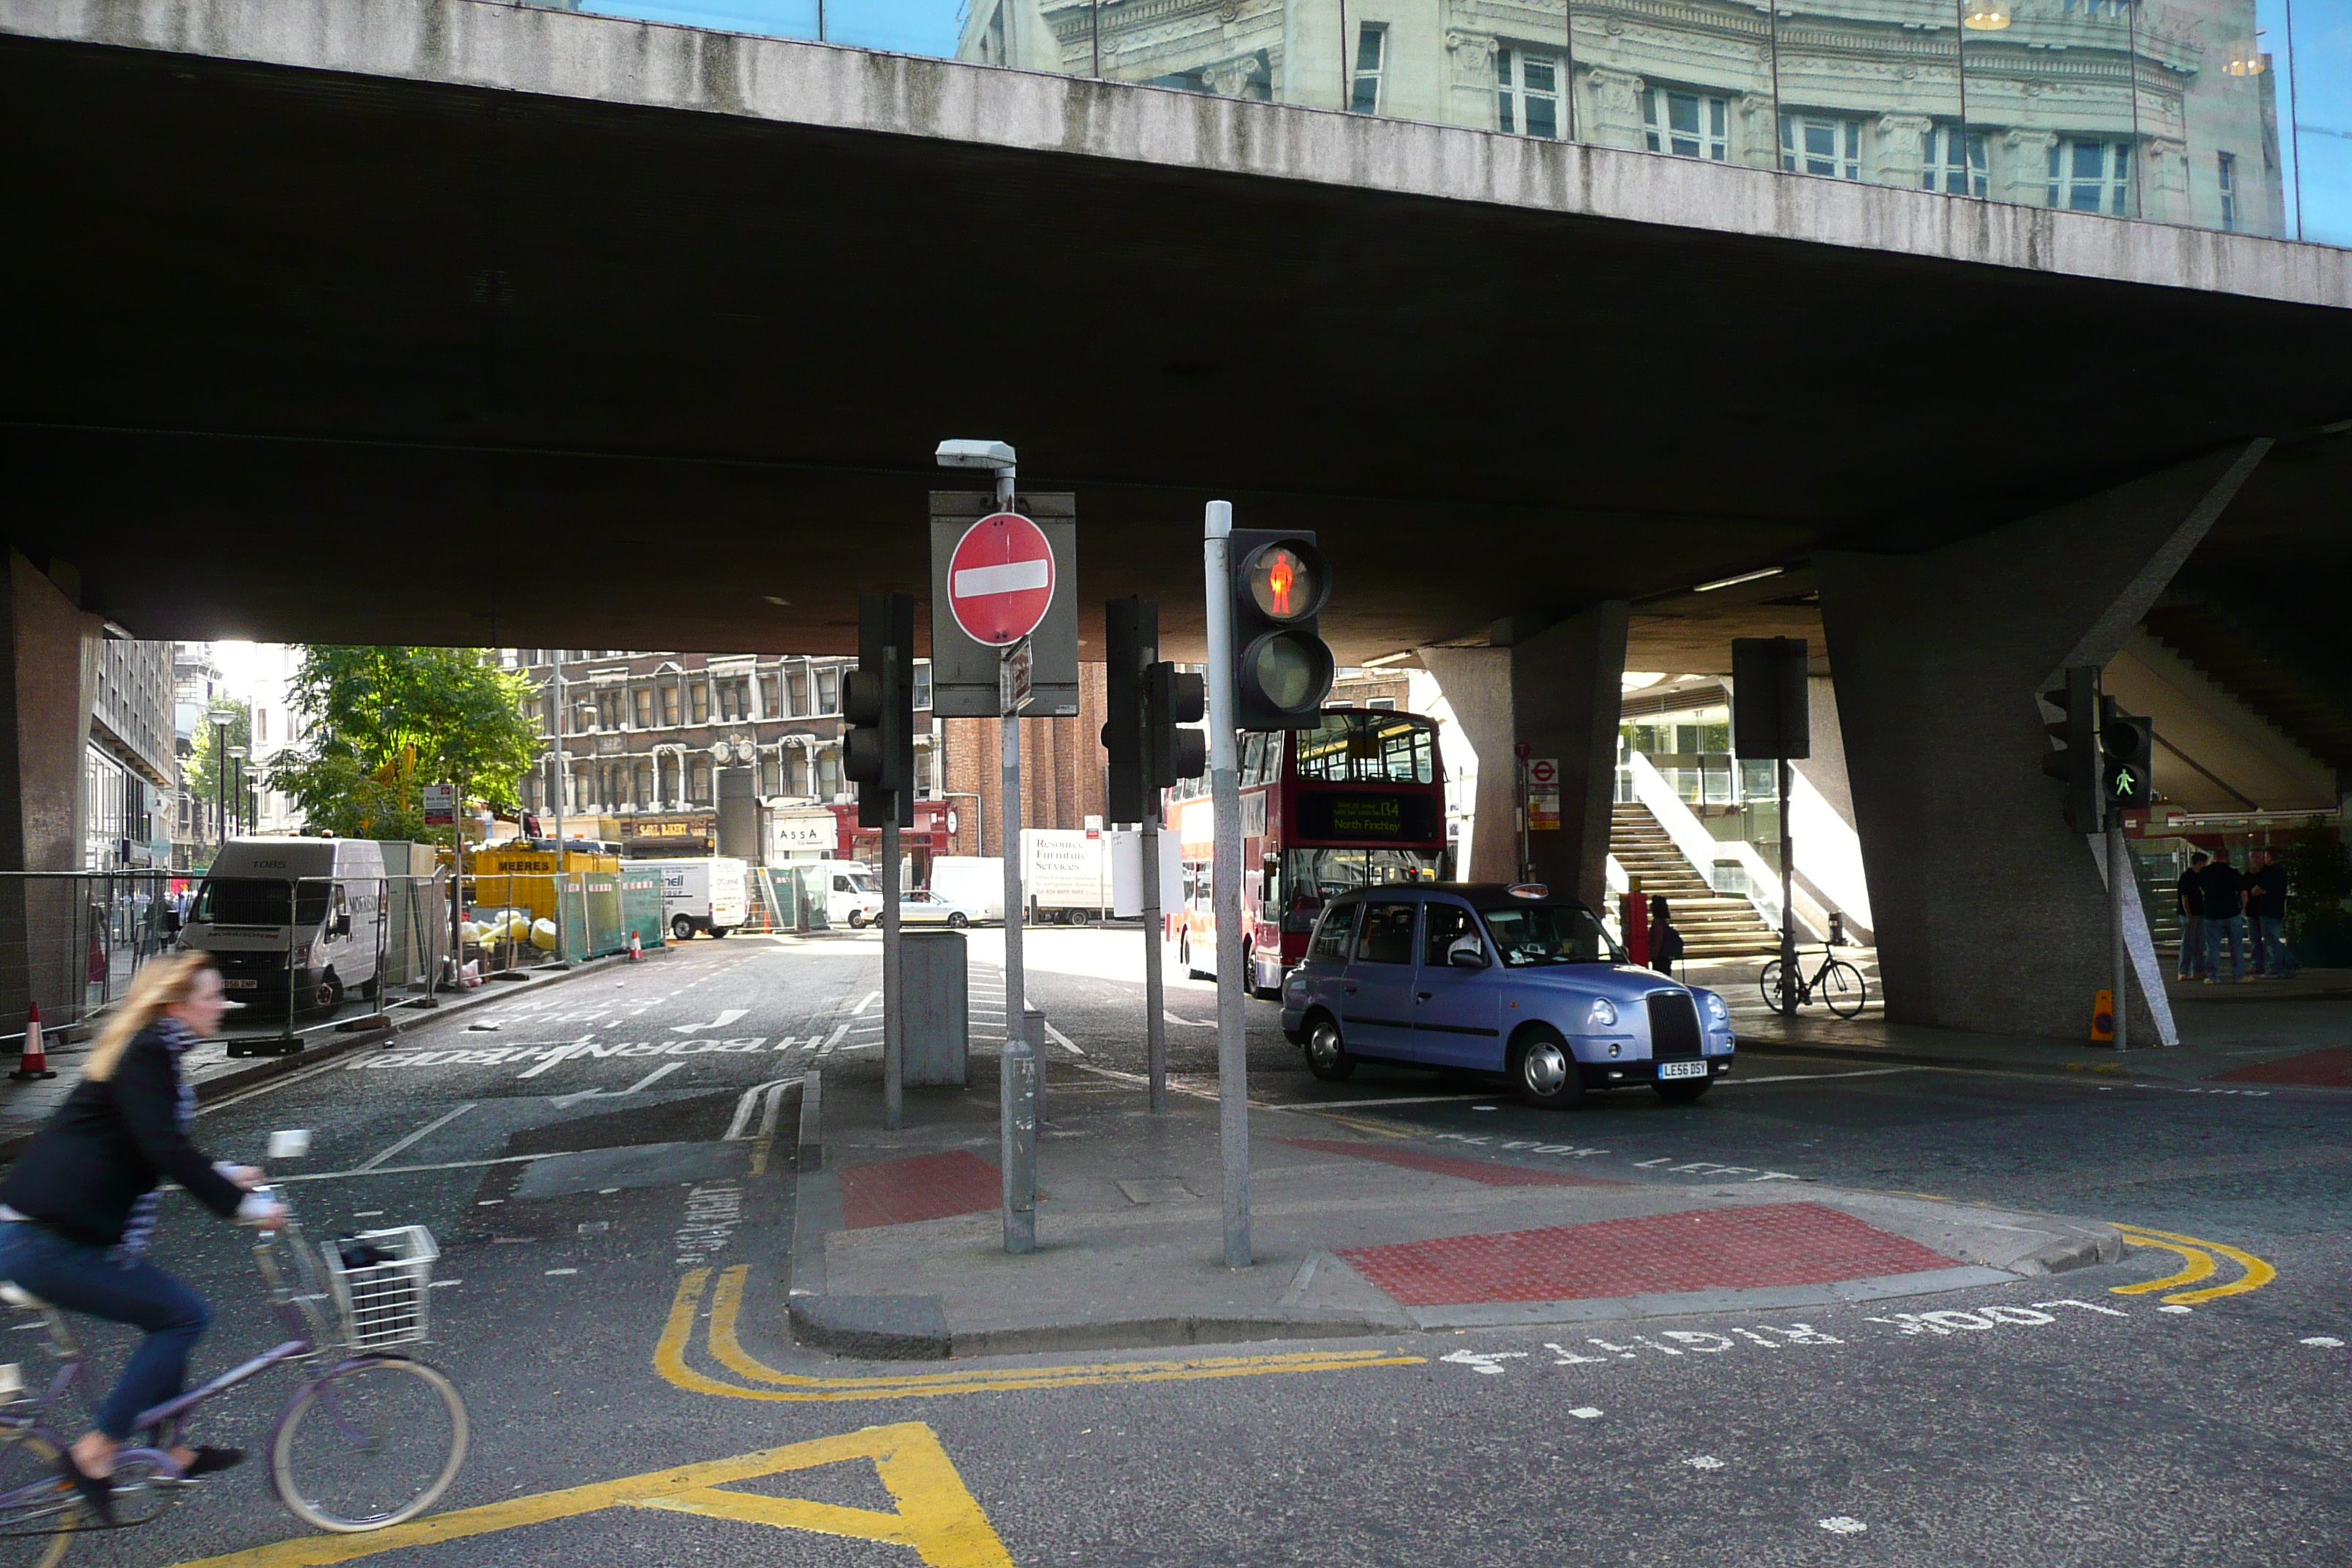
[1001,1049,1038,1254]
[1024,1005,1047,1123]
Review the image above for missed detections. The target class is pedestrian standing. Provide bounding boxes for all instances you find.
[1648,894,1685,976]
[2175,851,2208,981]
[2249,848,2297,980]
[2198,848,2249,984]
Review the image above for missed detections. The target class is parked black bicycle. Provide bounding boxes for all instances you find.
[1758,940,1869,1019]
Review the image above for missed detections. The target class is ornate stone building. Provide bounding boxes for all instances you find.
[963,0,2283,237]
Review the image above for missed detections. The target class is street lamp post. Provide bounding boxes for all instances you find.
[226,745,248,840]
[211,720,227,850]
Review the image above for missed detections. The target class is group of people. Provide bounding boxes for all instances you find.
[2174,845,2296,984]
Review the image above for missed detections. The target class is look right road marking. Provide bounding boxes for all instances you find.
[2111,1224,2277,1305]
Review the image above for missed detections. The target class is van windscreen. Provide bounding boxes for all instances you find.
[194,879,331,927]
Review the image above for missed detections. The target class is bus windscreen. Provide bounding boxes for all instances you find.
[1290,713,1435,785]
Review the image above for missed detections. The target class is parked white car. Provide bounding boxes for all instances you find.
[895,891,979,929]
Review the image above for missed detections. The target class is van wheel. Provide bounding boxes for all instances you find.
[316,972,344,1013]
[671,915,696,943]
[949,912,968,929]
[1304,1015,1355,1082]
[1509,1027,1584,1109]
[846,911,867,930]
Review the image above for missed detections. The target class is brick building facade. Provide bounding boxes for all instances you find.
[939,662,1112,857]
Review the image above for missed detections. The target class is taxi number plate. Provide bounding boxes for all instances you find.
[1656,1059,1707,1080]
[221,979,259,991]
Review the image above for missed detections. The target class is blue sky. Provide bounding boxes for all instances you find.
[585,1,964,59]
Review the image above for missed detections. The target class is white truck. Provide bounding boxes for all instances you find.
[815,861,886,928]
[181,838,387,1012]
[655,856,750,941]
[926,856,1006,924]
[1025,830,1112,924]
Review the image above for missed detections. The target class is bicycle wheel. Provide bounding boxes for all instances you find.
[1756,960,1785,1012]
[0,1429,77,1568]
[1819,959,1868,1019]
[269,1357,467,1534]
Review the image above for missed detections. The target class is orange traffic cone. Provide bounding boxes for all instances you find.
[627,931,642,962]
[11,1003,56,1081]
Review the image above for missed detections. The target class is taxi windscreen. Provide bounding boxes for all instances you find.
[1475,900,1616,966]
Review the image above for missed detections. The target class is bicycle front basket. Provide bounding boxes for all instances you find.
[321,1226,437,1350]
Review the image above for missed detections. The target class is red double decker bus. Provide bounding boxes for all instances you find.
[1168,708,1449,995]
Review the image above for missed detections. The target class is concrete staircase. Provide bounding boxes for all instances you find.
[1610,802,1782,960]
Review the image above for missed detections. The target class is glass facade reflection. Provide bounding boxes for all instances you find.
[565,0,2348,246]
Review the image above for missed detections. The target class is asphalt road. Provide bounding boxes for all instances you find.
[29,930,2342,1567]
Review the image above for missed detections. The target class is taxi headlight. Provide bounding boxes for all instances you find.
[1703,992,1729,1026]
[1587,998,1618,1030]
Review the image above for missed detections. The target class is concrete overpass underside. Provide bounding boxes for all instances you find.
[5,2,2352,661]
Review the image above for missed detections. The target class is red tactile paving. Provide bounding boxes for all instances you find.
[839,1150,1001,1229]
[1338,1202,1958,1306]
[2212,1046,2352,1088]
[1281,1138,1627,1188]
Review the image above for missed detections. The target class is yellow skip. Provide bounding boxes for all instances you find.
[2112,1224,2277,1305]
[657,1267,1422,1402]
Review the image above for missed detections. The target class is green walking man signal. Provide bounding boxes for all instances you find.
[2100,704,2155,809]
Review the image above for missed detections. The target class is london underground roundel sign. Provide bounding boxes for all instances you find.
[946,512,1055,647]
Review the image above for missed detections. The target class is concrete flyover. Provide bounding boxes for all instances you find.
[4,0,2348,1043]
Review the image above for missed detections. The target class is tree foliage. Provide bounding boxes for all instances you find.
[184,705,252,823]
[265,648,541,841]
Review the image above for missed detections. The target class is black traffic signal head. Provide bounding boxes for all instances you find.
[2101,708,2155,809]
[1227,530,1334,731]
[1147,663,1207,791]
[1102,598,1155,825]
[845,592,915,829]
[2040,666,2103,835]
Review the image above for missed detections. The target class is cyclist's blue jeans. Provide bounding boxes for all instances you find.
[0,1222,210,1441]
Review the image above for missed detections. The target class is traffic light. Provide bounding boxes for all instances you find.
[1147,663,1207,791]
[2101,701,2154,810]
[1102,598,1153,825]
[1226,529,1333,730]
[2040,666,2103,835]
[844,592,914,829]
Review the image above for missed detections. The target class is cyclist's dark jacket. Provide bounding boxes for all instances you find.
[0,1027,244,1248]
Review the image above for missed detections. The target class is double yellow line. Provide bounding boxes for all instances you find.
[655,1266,1423,1402]
[2110,1224,2277,1305]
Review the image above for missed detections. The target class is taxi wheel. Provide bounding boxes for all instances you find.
[1654,1079,1713,1104]
[1509,1028,1583,1109]
[1304,1015,1355,1082]
[949,912,969,929]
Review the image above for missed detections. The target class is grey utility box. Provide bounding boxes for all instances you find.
[902,930,969,1087]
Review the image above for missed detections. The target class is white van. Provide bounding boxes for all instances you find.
[183,839,387,1011]
[926,856,1005,924]
[817,861,886,929]
[656,857,750,941]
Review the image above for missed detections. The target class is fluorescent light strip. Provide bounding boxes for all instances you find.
[1692,567,1786,594]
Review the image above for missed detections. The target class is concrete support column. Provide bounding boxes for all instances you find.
[1512,603,1629,909]
[1817,442,2267,1043]
[1416,647,1516,885]
[0,552,101,1049]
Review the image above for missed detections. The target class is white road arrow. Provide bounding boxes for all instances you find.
[549,1060,685,1109]
[672,1009,750,1035]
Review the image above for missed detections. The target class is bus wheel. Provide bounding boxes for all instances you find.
[1183,938,1206,981]
[1304,1015,1355,1082]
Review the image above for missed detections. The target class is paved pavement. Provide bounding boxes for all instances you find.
[0,927,2334,1567]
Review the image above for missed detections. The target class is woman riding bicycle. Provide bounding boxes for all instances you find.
[0,952,283,1518]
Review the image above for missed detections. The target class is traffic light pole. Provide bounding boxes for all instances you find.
[1778,758,1798,1017]
[1203,500,1252,1269]
[1142,811,1167,1114]
[2109,813,2128,1052]
[882,813,902,1127]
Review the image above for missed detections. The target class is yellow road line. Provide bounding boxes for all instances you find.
[168,1422,1011,1568]
[658,1267,1422,1402]
[2110,1232,2218,1296]
[2114,1223,2277,1305]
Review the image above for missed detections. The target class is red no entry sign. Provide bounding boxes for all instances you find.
[947,513,1056,646]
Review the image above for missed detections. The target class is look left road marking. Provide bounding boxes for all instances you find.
[167,1422,1013,1568]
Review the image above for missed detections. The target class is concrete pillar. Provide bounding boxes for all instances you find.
[0,552,102,1049]
[1816,442,2268,1043]
[1512,603,1630,909]
[1416,647,1516,884]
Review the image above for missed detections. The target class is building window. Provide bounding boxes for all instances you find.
[1782,113,1861,179]
[1646,88,1729,162]
[1349,23,1387,114]
[816,667,840,715]
[913,662,932,712]
[760,674,780,717]
[689,680,710,725]
[788,667,810,716]
[690,757,712,804]
[817,747,840,799]
[1497,50,1562,140]
[761,752,781,795]
[660,684,679,725]
[2049,139,2130,214]
[636,761,655,804]
[2218,151,2237,230]
[598,690,622,729]
[1924,124,1987,196]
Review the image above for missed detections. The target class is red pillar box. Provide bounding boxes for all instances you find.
[1621,880,1649,968]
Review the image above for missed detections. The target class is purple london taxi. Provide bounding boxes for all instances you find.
[1279,881,1735,1108]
